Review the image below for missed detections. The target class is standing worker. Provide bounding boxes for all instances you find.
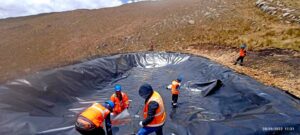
[75,101,115,135]
[171,77,182,108]
[149,41,154,51]
[234,44,247,66]
[110,84,130,115]
[138,83,166,135]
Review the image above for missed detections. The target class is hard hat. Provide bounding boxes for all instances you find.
[114,84,122,92]
[177,76,183,82]
[241,44,246,49]
[105,100,115,109]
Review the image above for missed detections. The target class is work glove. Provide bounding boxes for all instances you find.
[110,113,115,116]
[167,84,172,90]
[139,121,144,127]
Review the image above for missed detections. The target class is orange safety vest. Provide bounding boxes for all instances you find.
[110,92,129,114]
[80,103,110,128]
[143,91,166,127]
[239,49,246,57]
[171,80,181,95]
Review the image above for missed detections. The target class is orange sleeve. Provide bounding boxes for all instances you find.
[110,94,114,102]
[114,107,121,114]
[110,94,115,102]
[123,93,129,108]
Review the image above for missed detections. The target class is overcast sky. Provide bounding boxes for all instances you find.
[0,0,153,19]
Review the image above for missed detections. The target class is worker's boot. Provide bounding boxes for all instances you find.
[172,103,177,108]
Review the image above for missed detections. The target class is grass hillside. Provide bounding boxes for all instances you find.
[0,0,299,96]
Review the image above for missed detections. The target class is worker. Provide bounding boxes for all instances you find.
[171,77,182,108]
[110,84,130,115]
[138,83,166,135]
[234,44,247,66]
[75,101,114,135]
[149,41,154,51]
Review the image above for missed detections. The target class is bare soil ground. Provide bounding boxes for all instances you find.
[184,43,300,97]
[0,0,299,97]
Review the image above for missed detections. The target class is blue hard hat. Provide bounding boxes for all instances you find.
[177,76,183,82]
[114,84,121,92]
[105,100,115,109]
[240,44,246,49]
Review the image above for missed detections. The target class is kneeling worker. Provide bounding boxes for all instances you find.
[110,84,130,115]
[138,83,166,135]
[75,101,115,135]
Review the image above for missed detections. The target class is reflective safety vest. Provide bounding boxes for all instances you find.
[239,49,246,57]
[143,91,166,127]
[171,80,181,95]
[110,92,129,114]
[80,103,110,128]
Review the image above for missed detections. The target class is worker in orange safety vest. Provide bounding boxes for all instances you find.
[110,84,130,115]
[75,101,114,135]
[234,44,247,66]
[138,83,166,135]
[170,76,182,108]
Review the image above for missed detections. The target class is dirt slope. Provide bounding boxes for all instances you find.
[0,0,299,96]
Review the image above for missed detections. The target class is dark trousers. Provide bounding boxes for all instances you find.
[235,56,245,65]
[172,94,178,105]
[75,125,105,135]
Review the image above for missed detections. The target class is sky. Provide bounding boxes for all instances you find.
[0,0,154,19]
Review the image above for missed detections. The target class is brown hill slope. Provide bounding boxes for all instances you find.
[0,0,299,96]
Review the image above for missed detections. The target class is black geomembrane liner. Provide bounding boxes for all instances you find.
[0,52,299,135]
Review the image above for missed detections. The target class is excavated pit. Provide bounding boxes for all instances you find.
[0,52,299,135]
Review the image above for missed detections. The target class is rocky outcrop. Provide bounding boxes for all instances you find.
[256,0,300,24]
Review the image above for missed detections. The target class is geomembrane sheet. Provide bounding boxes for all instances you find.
[0,52,299,135]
